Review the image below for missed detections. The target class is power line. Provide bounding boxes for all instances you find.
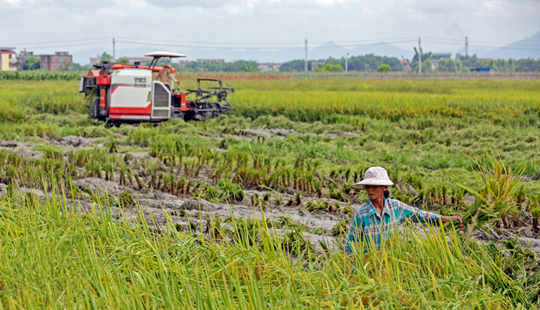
[8,37,111,46]
[24,40,112,49]
[7,36,539,52]
[115,36,418,47]
[422,36,540,48]
[422,39,540,51]
[10,35,537,49]
[115,38,417,50]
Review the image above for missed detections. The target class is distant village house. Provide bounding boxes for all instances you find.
[258,62,282,72]
[197,59,225,63]
[400,59,411,72]
[17,50,36,71]
[0,47,17,71]
[430,53,452,70]
[311,61,324,71]
[40,52,73,71]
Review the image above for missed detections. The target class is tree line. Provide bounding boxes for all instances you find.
[280,55,403,72]
[20,51,540,73]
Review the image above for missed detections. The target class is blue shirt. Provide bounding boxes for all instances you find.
[346,198,442,253]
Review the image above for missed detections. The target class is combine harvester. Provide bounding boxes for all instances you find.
[79,52,234,126]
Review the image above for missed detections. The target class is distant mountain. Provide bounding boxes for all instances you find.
[306,41,414,60]
[73,41,415,65]
[349,42,413,59]
[308,41,348,60]
[485,31,540,59]
[69,32,540,65]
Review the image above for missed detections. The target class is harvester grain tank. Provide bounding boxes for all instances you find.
[79,51,233,126]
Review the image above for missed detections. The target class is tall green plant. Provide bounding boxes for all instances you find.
[454,149,524,233]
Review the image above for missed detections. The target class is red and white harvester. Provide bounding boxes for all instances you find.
[79,51,233,126]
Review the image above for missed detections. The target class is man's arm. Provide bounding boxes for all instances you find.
[168,73,178,83]
[395,200,463,227]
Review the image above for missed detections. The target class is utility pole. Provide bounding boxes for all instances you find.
[454,54,458,73]
[465,36,468,57]
[418,37,422,74]
[201,61,203,73]
[113,38,115,62]
[305,38,308,72]
[346,53,349,72]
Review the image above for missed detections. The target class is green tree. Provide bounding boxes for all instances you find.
[313,64,344,72]
[100,52,113,63]
[23,57,40,70]
[73,63,91,72]
[281,54,403,72]
[435,59,464,73]
[172,60,261,73]
[515,58,540,72]
[456,53,478,69]
[411,59,433,73]
[116,58,129,64]
[377,64,392,72]
[237,60,260,72]
[411,48,432,72]
[279,59,312,72]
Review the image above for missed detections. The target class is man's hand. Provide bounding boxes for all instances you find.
[441,215,465,230]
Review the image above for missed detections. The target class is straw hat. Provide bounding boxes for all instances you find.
[351,167,394,189]
[163,63,172,69]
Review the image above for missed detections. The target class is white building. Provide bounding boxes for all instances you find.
[197,59,225,63]
[258,62,282,71]
[431,53,452,70]
[0,47,17,71]
[311,61,325,71]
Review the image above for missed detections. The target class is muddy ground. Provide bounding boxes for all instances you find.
[2,134,540,256]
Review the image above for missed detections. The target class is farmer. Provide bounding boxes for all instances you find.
[156,63,179,91]
[346,166,463,254]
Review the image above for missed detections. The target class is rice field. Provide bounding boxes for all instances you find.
[1,76,540,308]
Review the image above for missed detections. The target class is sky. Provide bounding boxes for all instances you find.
[1,0,540,58]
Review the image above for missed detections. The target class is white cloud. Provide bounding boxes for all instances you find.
[144,0,363,9]
[145,0,233,7]
[0,0,538,59]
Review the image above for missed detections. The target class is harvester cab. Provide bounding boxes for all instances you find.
[79,51,234,126]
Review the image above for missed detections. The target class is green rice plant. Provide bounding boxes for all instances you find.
[118,192,136,208]
[330,219,349,236]
[216,179,244,202]
[280,229,317,257]
[0,184,538,307]
[119,166,129,185]
[455,149,525,231]
[204,216,230,239]
[85,162,102,179]
[531,207,540,234]
[134,173,146,189]
[340,203,354,216]
[294,192,302,206]
[0,100,29,123]
[91,193,118,207]
[306,200,335,214]
[0,70,81,81]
